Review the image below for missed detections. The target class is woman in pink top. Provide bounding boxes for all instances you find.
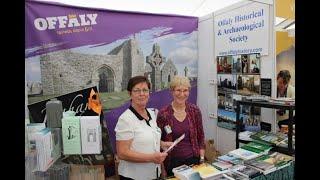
[156,75,205,177]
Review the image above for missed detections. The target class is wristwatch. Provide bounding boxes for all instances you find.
[200,156,204,163]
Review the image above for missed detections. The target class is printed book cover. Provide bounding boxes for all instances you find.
[250,131,269,140]
[224,171,248,180]
[212,161,233,171]
[34,128,54,171]
[217,154,244,165]
[250,131,286,145]
[244,154,274,172]
[173,165,200,180]
[192,163,223,179]
[231,165,262,178]
[27,123,46,151]
[240,141,272,154]
[264,152,293,166]
[80,116,101,154]
[246,152,293,175]
[62,115,82,154]
[229,148,261,160]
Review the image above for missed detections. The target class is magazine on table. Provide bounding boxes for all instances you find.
[223,171,248,180]
[230,164,262,178]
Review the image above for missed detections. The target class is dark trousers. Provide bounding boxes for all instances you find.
[119,175,134,180]
[166,156,200,177]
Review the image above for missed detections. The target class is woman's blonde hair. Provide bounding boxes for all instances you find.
[169,75,191,90]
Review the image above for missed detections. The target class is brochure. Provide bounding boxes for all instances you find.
[164,133,185,153]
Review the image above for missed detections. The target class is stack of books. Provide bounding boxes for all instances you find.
[228,148,261,161]
[250,131,286,146]
[212,161,233,171]
[27,123,46,151]
[192,163,224,180]
[230,164,262,178]
[244,152,293,175]
[223,171,248,180]
[244,154,275,174]
[245,95,270,102]
[239,131,254,141]
[277,136,295,149]
[217,154,243,165]
[269,97,295,105]
[172,164,200,180]
[240,141,272,154]
[33,128,54,172]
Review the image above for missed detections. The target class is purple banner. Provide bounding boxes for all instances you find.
[26,1,199,156]
[25,1,198,57]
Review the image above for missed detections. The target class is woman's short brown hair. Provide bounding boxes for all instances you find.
[277,70,291,85]
[127,76,151,92]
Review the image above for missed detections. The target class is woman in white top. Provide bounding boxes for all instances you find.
[115,76,170,180]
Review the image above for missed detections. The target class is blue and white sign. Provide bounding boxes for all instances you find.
[214,2,269,56]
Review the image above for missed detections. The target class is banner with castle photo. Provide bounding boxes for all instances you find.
[26,0,198,158]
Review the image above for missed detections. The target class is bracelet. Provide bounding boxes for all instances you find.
[200,156,204,160]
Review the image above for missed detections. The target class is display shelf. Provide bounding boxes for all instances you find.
[235,100,295,155]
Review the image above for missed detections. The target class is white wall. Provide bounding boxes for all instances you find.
[198,0,275,154]
[197,13,217,142]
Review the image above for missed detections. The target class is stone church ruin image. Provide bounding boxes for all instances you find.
[40,38,178,95]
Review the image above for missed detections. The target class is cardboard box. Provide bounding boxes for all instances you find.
[204,139,220,163]
[69,164,105,180]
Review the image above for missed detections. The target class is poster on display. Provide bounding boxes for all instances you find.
[216,53,261,130]
[260,78,272,97]
[25,1,199,171]
[214,2,269,56]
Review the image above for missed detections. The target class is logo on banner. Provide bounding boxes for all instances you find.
[28,86,100,123]
[34,13,98,34]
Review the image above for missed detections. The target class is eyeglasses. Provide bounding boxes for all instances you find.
[174,89,189,94]
[132,89,150,94]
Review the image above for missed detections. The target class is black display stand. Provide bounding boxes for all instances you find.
[235,100,295,155]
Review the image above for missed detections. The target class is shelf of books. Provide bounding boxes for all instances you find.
[167,142,294,180]
[235,98,295,156]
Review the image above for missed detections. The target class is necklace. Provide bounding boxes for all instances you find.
[172,102,186,114]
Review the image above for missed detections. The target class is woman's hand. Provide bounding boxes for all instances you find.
[152,152,168,164]
[160,141,173,151]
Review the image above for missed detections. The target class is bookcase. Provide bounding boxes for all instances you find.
[235,100,295,155]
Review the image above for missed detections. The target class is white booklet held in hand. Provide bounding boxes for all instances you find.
[164,133,185,153]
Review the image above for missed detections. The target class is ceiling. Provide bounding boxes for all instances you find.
[275,0,295,34]
[32,0,243,17]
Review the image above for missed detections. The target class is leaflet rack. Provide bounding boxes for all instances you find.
[235,100,295,155]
